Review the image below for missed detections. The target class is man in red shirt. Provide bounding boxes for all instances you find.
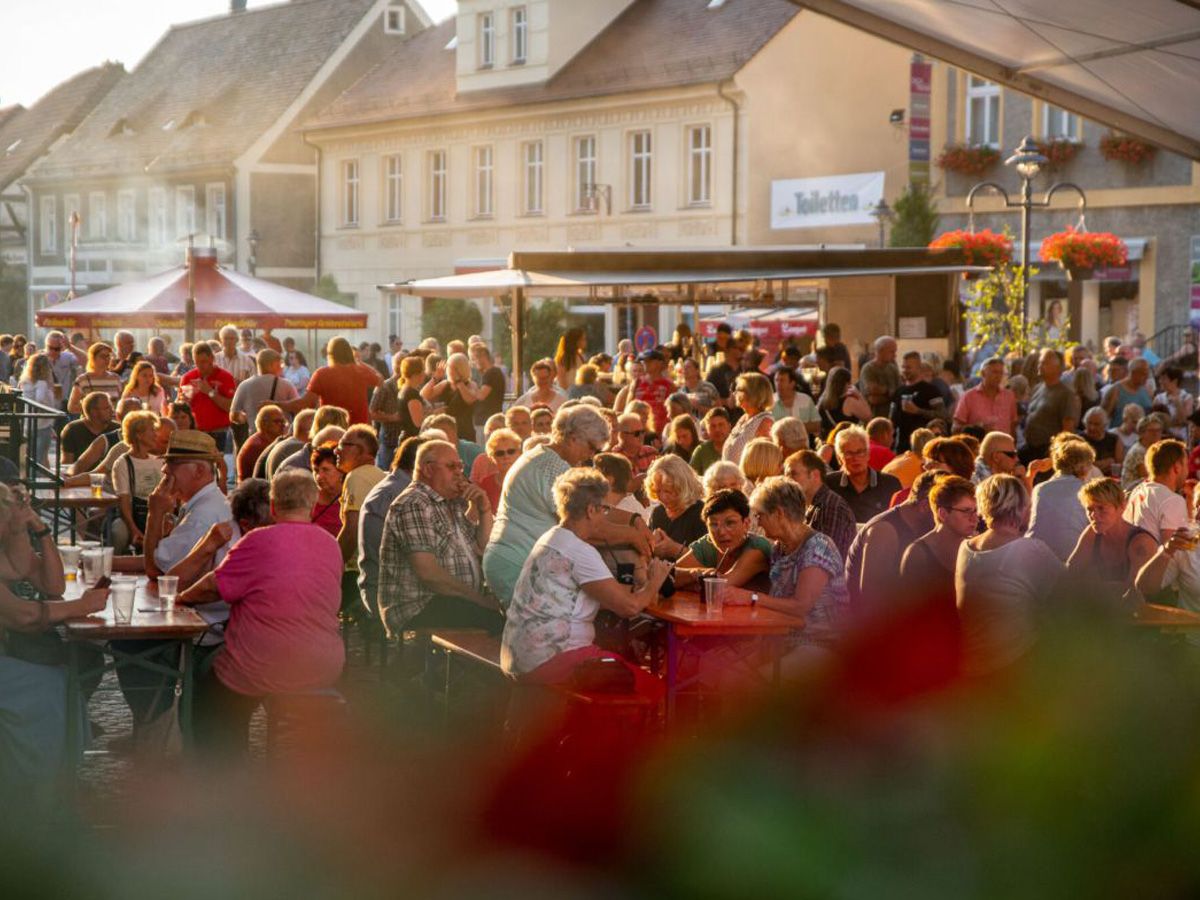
[279,335,383,425]
[631,349,676,435]
[866,417,896,470]
[179,343,237,452]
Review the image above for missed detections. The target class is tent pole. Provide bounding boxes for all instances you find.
[185,239,196,343]
[511,288,525,396]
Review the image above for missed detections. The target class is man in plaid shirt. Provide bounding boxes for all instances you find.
[377,439,501,637]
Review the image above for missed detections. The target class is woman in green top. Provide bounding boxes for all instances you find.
[673,489,771,592]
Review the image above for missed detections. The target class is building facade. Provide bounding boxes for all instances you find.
[304,0,915,350]
[929,65,1200,350]
[21,0,432,336]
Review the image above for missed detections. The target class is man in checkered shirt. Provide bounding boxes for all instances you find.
[377,439,501,638]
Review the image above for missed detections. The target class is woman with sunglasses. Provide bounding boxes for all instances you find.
[66,342,122,414]
[472,427,521,512]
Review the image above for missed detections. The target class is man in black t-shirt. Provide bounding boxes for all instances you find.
[470,343,508,437]
[59,391,119,465]
[707,342,743,405]
[891,351,946,452]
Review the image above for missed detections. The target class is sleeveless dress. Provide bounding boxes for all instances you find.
[722,410,772,465]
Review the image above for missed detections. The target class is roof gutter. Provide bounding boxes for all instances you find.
[716,79,740,246]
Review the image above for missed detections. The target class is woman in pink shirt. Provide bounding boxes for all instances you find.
[179,469,345,754]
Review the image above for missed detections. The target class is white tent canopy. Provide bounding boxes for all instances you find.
[795,0,1200,160]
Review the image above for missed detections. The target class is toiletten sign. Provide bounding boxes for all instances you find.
[770,171,885,230]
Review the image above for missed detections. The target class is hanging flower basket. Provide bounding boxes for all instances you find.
[1039,227,1127,280]
[929,228,1013,277]
[935,144,1001,177]
[1035,138,1081,171]
[1099,133,1157,166]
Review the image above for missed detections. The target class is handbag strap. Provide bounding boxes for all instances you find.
[268,376,278,401]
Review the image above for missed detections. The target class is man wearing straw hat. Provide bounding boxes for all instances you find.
[144,430,239,579]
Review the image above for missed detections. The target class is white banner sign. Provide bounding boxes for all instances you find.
[770,171,885,230]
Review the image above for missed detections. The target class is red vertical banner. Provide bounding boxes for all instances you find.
[909,56,933,185]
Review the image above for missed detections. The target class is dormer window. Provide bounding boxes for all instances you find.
[479,12,495,69]
[384,3,406,35]
[108,118,135,137]
[511,7,527,65]
[4,139,20,155]
[182,110,207,129]
[161,118,176,131]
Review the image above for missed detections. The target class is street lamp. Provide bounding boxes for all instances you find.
[965,134,1086,341]
[870,198,894,248]
[247,229,260,276]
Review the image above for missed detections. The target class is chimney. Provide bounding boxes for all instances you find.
[230,0,247,12]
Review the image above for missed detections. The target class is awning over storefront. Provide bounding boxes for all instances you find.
[793,0,1200,160]
[37,249,367,331]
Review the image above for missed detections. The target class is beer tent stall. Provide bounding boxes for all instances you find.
[382,247,983,392]
[35,247,367,346]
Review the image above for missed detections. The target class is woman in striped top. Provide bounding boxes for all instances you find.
[67,342,122,414]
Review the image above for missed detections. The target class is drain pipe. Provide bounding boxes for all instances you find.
[301,131,323,279]
[717,79,741,246]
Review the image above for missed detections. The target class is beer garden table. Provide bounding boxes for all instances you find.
[644,590,805,720]
[57,577,209,769]
[35,486,119,543]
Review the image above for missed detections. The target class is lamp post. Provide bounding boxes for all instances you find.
[869,198,894,248]
[247,229,260,276]
[965,135,1087,343]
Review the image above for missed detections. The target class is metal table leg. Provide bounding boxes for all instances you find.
[178,640,194,748]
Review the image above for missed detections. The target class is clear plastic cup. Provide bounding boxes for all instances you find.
[703,576,728,616]
[59,544,81,582]
[110,577,137,624]
[80,548,104,586]
[157,575,178,612]
[89,472,105,499]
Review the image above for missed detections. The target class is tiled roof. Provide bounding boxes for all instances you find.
[0,63,124,191]
[305,0,799,130]
[27,0,377,182]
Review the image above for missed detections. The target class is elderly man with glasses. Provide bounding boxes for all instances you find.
[825,425,902,523]
[378,439,500,636]
[42,330,80,410]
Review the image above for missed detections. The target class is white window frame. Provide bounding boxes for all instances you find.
[1042,104,1080,141]
[479,12,495,69]
[964,76,1001,148]
[341,160,359,227]
[388,295,403,341]
[117,189,136,242]
[428,149,447,222]
[39,195,56,254]
[205,183,226,240]
[686,124,712,207]
[511,6,528,65]
[384,3,406,34]
[88,191,106,240]
[522,140,544,215]
[175,186,195,238]
[383,154,403,223]
[473,145,494,218]
[573,134,597,213]
[628,129,653,210]
[148,187,168,246]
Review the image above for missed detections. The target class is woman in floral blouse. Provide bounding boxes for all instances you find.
[501,467,669,696]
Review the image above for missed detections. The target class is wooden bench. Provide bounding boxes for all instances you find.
[429,631,656,736]
[264,688,348,758]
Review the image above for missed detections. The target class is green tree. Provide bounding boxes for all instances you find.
[421,297,483,349]
[963,263,1075,359]
[492,297,566,372]
[0,256,26,333]
[310,273,356,306]
[889,182,940,248]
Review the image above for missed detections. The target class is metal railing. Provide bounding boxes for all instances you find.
[1147,324,1200,367]
[0,390,72,539]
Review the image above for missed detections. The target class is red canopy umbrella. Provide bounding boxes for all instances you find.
[35,247,367,333]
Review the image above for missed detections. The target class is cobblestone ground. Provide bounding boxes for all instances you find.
[75,626,442,815]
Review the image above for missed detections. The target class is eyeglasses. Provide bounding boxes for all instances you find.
[996,450,1019,458]
[337,442,365,453]
[492,448,519,457]
[622,429,645,438]
[840,448,868,458]
[948,506,979,517]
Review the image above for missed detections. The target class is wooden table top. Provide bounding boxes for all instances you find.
[58,577,208,640]
[1131,603,1200,630]
[36,486,119,509]
[646,590,805,637]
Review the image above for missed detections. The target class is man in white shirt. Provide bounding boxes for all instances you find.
[1123,439,1189,544]
[216,324,257,384]
[1135,497,1200,645]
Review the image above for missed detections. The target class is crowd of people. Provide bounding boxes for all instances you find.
[3,314,1200,808]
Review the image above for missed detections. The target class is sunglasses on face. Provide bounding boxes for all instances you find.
[996,449,1019,458]
[623,429,645,438]
[492,447,519,457]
